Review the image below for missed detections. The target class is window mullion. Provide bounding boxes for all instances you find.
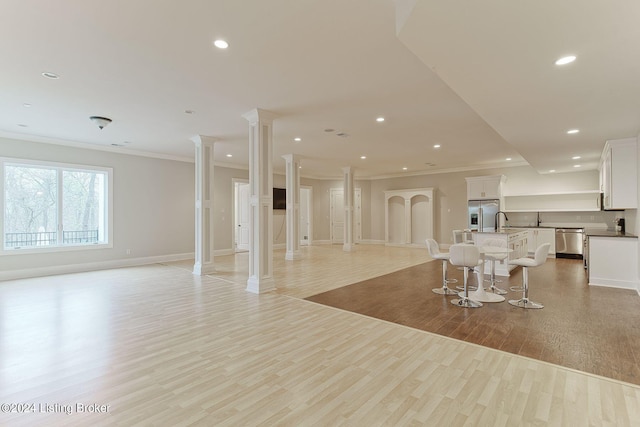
[57,168,63,245]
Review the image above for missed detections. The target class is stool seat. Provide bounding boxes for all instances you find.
[482,238,508,295]
[507,243,550,309]
[426,239,457,295]
[448,244,483,308]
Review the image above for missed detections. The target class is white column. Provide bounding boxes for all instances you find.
[343,166,355,252]
[191,135,216,276]
[282,154,302,260]
[405,198,412,244]
[243,108,277,293]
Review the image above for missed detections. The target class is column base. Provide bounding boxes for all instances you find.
[343,243,355,252]
[246,276,276,294]
[193,262,215,276]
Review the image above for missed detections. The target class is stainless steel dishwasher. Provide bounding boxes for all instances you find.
[555,228,584,259]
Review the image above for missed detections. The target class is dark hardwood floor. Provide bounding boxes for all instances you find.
[305,257,640,385]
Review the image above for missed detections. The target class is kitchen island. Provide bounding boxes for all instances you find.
[472,229,528,276]
[586,229,638,290]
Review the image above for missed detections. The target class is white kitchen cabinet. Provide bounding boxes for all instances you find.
[508,228,556,256]
[588,236,638,290]
[600,138,637,210]
[466,175,505,200]
[473,230,528,276]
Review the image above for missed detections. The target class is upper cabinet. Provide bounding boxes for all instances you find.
[600,138,637,210]
[466,175,506,200]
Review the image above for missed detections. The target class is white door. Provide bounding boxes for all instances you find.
[236,182,250,252]
[300,187,311,245]
[330,188,361,244]
[330,189,344,244]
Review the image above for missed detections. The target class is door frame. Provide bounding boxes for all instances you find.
[330,187,361,244]
[232,178,250,252]
[300,186,313,246]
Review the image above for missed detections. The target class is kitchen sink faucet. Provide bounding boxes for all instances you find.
[495,211,509,231]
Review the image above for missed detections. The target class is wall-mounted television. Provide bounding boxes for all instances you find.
[273,188,286,210]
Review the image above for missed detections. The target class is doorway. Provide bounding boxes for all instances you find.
[330,188,361,244]
[234,180,250,252]
[300,186,312,245]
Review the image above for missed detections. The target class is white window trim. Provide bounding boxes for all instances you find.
[0,157,113,255]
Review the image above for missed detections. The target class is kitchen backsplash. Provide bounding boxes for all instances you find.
[507,210,622,229]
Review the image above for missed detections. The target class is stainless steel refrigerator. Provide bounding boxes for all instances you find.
[468,199,500,232]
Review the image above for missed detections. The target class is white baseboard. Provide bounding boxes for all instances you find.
[311,240,332,245]
[215,248,235,256]
[358,239,385,245]
[0,252,195,282]
[588,278,639,290]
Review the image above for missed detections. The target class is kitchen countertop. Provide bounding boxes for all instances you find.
[585,228,637,238]
[476,229,529,234]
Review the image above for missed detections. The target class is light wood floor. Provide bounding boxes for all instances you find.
[1,244,640,426]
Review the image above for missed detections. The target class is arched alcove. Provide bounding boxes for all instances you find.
[387,195,405,244]
[384,188,435,247]
[411,195,429,244]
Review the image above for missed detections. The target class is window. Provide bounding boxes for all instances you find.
[1,158,112,253]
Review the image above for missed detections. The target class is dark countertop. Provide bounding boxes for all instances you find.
[585,228,637,238]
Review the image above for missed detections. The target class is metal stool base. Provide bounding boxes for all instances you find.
[433,287,458,295]
[490,286,508,295]
[509,286,524,292]
[508,298,544,309]
[451,298,483,308]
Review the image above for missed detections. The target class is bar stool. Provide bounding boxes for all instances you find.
[452,230,476,290]
[483,238,508,295]
[452,229,474,244]
[449,244,483,308]
[425,239,458,295]
[507,243,550,309]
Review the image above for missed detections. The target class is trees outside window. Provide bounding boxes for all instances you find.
[3,160,110,251]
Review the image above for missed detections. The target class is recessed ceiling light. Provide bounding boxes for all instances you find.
[567,129,580,134]
[41,72,59,79]
[324,128,335,133]
[17,124,28,127]
[111,143,123,147]
[213,39,229,49]
[549,169,556,173]
[298,165,302,169]
[360,156,366,160]
[23,103,32,108]
[572,156,581,160]
[376,117,385,122]
[402,167,408,171]
[184,110,195,114]
[506,158,512,161]
[555,55,576,65]
[226,154,232,158]
[294,137,302,142]
[573,164,581,168]
[433,144,441,149]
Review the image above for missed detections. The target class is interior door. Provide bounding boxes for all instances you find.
[330,188,361,244]
[300,187,311,245]
[330,188,344,243]
[236,182,250,251]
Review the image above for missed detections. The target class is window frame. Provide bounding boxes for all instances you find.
[0,157,113,255]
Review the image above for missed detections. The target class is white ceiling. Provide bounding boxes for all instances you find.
[1,0,638,179]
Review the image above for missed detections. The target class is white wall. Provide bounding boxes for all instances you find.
[0,137,195,280]
[368,165,603,244]
[3,136,628,280]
